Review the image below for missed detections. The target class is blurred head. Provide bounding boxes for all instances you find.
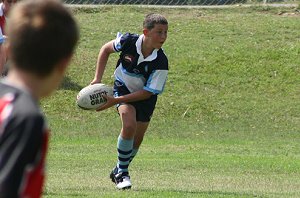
[7,0,79,78]
[143,13,168,49]
[2,0,18,16]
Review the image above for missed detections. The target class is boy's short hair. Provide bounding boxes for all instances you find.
[143,13,168,30]
[7,0,79,77]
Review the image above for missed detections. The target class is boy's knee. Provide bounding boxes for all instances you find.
[122,123,136,135]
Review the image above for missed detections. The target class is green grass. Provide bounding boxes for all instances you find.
[43,6,300,197]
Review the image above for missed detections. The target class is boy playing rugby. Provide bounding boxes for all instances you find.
[91,13,168,189]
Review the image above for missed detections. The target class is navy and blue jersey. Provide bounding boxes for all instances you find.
[0,80,49,198]
[113,32,168,95]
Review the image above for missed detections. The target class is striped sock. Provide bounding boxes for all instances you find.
[117,135,133,174]
[129,148,139,163]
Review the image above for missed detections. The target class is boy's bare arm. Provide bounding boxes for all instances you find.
[0,45,5,75]
[91,40,115,84]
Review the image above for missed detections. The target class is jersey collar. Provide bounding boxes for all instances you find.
[136,34,158,64]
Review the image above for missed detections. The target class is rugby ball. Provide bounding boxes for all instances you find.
[76,83,113,110]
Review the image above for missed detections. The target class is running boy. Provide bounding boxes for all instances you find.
[0,0,78,197]
[91,13,168,189]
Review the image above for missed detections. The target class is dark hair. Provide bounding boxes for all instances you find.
[143,13,168,30]
[7,0,79,77]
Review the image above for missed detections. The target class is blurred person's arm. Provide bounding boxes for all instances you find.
[0,34,7,75]
[0,45,4,75]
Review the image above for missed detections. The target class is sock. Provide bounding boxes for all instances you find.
[129,148,139,163]
[117,135,133,174]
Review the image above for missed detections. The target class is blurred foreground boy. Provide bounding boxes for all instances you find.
[0,0,78,197]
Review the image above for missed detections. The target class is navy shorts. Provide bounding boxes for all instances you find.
[114,80,157,122]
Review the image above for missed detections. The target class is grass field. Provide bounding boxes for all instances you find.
[42,5,300,197]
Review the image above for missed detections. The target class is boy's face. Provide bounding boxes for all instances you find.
[145,23,168,49]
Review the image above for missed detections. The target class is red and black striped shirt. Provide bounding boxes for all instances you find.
[0,81,49,198]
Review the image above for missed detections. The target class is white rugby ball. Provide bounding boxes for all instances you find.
[76,83,113,110]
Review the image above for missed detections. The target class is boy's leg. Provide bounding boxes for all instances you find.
[110,104,136,189]
[129,122,149,163]
[118,104,136,173]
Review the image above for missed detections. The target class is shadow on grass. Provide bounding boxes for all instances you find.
[59,76,83,91]
[43,188,262,197]
[43,192,87,197]
[134,188,259,197]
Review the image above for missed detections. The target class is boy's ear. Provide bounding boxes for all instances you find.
[57,55,72,74]
[143,28,149,36]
